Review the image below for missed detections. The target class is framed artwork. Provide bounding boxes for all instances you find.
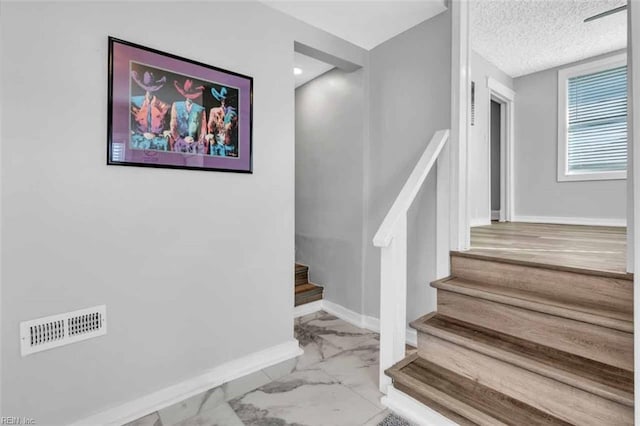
[107,37,253,173]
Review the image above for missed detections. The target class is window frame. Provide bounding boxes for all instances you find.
[557,53,628,182]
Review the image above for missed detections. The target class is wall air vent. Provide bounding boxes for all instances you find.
[471,81,476,126]
[20,305,107,356]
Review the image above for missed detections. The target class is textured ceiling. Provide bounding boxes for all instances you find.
[470,0,627,77]
[264,0,447,50]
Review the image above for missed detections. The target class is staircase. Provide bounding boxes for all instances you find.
[386,251,634,425]
[294,263,324,306]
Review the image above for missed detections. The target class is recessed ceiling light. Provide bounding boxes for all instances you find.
[293,67,303,75]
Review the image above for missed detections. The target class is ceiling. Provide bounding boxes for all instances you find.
[264,0,447,50]
[294,52,335,87]
[471,0,627,78]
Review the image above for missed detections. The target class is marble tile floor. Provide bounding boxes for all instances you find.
[125,311,400,426]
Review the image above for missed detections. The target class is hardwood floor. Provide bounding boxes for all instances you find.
[468,222,627,274]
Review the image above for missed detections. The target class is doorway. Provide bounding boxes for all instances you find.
[490,99,501,221]
[487,78,515,222]
[292,43,364,311]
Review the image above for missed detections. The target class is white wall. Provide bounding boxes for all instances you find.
[468,50,514,226]
[513,50,627,224]
[295,68,366,313]
[365,10,451,322]
[0,2,364,424]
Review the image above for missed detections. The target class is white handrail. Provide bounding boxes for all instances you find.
[374,128,451,394]
[373,129,450,248]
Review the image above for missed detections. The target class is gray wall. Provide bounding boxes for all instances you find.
[295,68,366,313]
[364,10,452,321]
[514,50,627,223]
[468,50,514,226]
[0,2,365,423]
[491,100,501,212]
[293,9,453,323]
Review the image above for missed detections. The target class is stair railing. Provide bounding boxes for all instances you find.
[373,129,451,393]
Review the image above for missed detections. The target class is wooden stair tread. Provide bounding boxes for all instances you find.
[432,277,633,332]
[294,282,323,294]
[294,281,323,307]
[387,354,572,426]
[451,250,633,281]
[411,313,634,406]
[295,263,308,273]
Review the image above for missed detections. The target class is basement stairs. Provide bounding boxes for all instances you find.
[386,251,634,425]
[295,263,324,306]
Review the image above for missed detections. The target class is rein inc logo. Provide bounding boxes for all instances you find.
[1,418,35,425]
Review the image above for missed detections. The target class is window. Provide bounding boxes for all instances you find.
[557,54,627,181]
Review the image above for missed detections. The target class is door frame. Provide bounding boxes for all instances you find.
[450,0,471,252]
[487,77,515,222]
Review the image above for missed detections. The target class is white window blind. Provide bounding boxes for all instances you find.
[567,65,627,174]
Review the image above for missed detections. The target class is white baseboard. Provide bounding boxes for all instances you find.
[512,215,626,227]
[322,299,373,329]
[406,328,418,348]
[382,386,458,426]
[74,298,424,426]
[301,299,418,347]
[469,217,491,227]
[491,210,500,221]
[356,313,418,348]
[70,340,303,426]
[293,300,323,318]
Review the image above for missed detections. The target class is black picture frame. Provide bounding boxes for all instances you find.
[107,37,254,173]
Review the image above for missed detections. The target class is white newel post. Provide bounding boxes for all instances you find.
[379,214,408,393]
[375,129,449,395]
[436,141,451,278]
